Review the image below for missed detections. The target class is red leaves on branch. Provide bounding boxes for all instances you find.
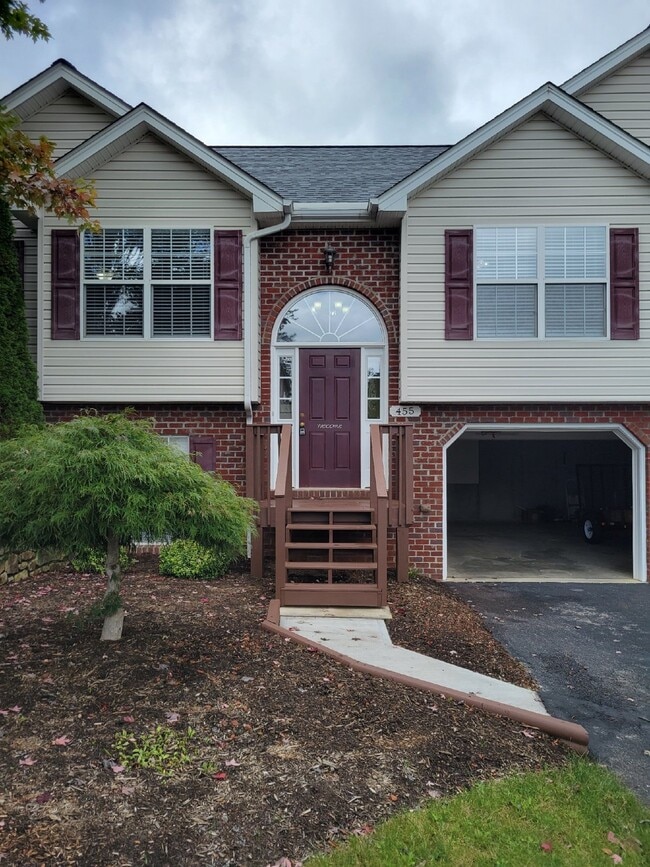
[0,109,99,232]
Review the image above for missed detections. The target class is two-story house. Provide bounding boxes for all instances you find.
[5,27,649,605]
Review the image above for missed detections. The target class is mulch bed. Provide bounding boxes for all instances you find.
[0,558,567,866]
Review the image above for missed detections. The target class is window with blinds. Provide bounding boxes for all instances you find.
[86,285,144,336]
[152,285,211,336]
[545,284,606,337]
[544,226,606,337]
[474,226,607,340]
[82,228,212,338]
[151,229,211,337]
[476,284,537,338]
[476,228,538,338]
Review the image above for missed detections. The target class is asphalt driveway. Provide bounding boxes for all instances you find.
[452,582,649,802]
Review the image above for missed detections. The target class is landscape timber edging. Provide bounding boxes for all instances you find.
[262,599,589,752]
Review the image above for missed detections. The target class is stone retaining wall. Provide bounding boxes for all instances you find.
[0,549,65,585]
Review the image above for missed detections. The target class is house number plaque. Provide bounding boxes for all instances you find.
[389,405,421,418]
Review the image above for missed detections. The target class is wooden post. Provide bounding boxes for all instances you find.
[370,425,389,606]
[396,526,409,583]
[274,425,292,601]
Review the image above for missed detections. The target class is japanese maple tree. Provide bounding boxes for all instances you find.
[0,412,257,640]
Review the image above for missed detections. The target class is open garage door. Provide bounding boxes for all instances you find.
[444,425,646,582]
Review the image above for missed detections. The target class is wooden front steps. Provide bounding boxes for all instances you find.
[248,424,414,608]
[280,498,385,607]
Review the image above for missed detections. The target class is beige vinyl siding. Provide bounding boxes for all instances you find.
[42,133,254,402]
[20,89,114,157]
[86,134,255,223]
[578,49,650,145]
[403,112,650,402]
[12,221,38,364]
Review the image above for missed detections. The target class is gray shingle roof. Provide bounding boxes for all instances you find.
[212,145,450,202]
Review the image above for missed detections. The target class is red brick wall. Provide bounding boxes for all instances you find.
[256,227,401,419]
[43,404,247,493]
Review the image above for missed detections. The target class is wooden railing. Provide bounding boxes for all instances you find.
[378,424,414,529]
[273,424,293,597]
[247,422,413,584]
[374,424,414,582]
[369,425,389,598]
[246,424,290,578]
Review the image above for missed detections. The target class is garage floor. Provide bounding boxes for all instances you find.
[447,522,634,581]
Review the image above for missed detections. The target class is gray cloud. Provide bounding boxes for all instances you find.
[1,0,649,145]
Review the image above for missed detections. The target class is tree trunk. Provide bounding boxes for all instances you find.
[100,534,124,641]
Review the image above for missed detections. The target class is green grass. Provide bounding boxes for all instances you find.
[309,758,649,866]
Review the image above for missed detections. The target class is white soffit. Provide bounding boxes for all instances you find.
[54,104,285,217]
[562,27,650,96]
[2,61,131,120]
[377,83,650,211]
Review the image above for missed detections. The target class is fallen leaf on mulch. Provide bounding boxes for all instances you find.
[51,735,71,746]
[18,756,36,766]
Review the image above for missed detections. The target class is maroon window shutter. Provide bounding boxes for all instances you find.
[214,230,242,340]
[190,435,215,472]
[51,229,80,340]
[14,240,25,289]
[610,228,639,340]
[445,229,473,340]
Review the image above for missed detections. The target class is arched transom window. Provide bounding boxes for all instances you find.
[276,289,384,344]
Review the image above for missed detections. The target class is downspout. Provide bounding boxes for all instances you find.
[243,209,292,425]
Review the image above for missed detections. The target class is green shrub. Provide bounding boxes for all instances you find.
[159,539,232,580]
[71,545,133,574]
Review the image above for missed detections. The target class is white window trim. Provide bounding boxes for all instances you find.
[473,224,610,341]
[81,225,214,341]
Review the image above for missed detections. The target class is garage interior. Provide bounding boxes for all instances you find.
[446,430,634,581]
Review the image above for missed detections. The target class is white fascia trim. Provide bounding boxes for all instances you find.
[54,106,284,215]
[399,215,408,401]
[441,422,647,583]
[291,202,375,222]
[562,27,650,96]
[378,84,650,212]
[3,63,131,118]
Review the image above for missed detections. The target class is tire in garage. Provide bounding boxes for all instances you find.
[583,514,604,544]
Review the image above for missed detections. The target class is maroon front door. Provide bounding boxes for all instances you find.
[299,348,361,488]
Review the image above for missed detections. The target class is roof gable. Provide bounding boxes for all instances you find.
[377,83,650,212]
[54,103,285,219]
[563,26,650,96]
[2,59,131,120]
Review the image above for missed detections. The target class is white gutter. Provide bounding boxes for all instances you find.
[243,209,292,424]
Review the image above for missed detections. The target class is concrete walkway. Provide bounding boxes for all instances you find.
[279,609,547,715]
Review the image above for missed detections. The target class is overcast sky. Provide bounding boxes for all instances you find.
[1,0,649,146]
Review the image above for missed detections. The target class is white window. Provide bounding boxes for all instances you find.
[83,228,212,338]
[475,226,607,339]
[163,435,190,455]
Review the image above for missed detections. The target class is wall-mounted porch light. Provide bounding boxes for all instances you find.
[322,244,338,273]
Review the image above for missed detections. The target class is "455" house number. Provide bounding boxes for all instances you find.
[389,405,421,418]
